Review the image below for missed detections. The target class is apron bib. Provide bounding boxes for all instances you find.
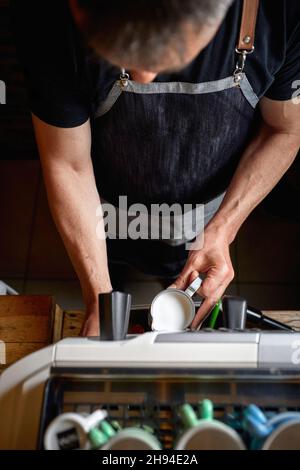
[91,73,259,209]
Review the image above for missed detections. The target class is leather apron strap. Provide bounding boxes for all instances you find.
[237,0,260,51]
[234,0,260,83]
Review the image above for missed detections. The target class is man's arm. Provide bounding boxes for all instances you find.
[32,114,112,335]
[171,98,300,328]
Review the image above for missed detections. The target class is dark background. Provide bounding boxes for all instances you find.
[1,0,300,311]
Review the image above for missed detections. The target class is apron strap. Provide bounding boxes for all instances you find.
[234,0,260,83]
[237,0,260,51]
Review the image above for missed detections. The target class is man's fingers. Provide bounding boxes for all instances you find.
[190,297,218,330]
[167,265,191,290]
[168,269,200,291]
[191,283,227,330]
[200,265,234,298]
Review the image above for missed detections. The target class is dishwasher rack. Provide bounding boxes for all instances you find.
[38,368,300,449]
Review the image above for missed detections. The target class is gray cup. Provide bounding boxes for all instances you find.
[99,291,132,341]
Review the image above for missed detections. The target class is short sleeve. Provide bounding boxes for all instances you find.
[265,21,300,101]
[24,73,91,129]
[11,0,91,128]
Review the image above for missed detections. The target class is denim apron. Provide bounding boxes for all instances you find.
[90,41,260,277]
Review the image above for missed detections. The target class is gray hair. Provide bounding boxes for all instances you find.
[181,0,235,24]
[80,0,235,68]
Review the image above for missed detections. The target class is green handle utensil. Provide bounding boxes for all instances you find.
[208,300,221,329]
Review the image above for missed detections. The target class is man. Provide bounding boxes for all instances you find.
[12,0,300,335]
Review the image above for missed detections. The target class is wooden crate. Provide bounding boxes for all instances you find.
[0,295,63,372]
[62,310,85,338]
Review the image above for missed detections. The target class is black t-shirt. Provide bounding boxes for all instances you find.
[12,0,300,129]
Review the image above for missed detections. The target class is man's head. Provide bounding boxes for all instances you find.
[69,0,234,83]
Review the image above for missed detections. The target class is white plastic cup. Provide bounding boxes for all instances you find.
[150,277,202,331]
[44,409,107,450]
[101,427,161,450]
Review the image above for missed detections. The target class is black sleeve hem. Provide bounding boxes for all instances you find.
[263,92,295,101]
[30,104,90,128]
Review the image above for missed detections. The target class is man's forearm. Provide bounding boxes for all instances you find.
[42,166,112,306]
[31,115,112,310]
[169,98,300,327]
[207,123,300,243]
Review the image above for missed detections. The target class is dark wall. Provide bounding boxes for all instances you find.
[0,0,299,169]
[0,0,38,159]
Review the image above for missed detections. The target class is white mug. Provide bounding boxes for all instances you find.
[175,401,245,450]
[150,277,202,331]
[44,409,107,450]
[101,427,161,450]
[175,421,246,450]
[262,419,300,450]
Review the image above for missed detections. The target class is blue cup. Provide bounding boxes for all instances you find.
[243,404,300,449]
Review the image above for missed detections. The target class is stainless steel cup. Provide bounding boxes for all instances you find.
[99,291,132,341]
[149,277,202,331]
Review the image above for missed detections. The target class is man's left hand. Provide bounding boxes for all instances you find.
[168,226,234,329]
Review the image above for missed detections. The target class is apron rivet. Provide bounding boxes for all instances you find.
[120,69,130,88]
[234,73,243,84]
[243,35,251,44]
[120,79,128,88]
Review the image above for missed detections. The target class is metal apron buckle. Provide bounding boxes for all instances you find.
[234,47,254,84]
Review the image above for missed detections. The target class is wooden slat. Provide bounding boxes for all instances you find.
[0,342,47,373]
[51,303,64,343]
[64,392,146,405]
[62,310,85,338]
[5,342,48,364]
[0,296,54,342]
[263,311,300,331]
